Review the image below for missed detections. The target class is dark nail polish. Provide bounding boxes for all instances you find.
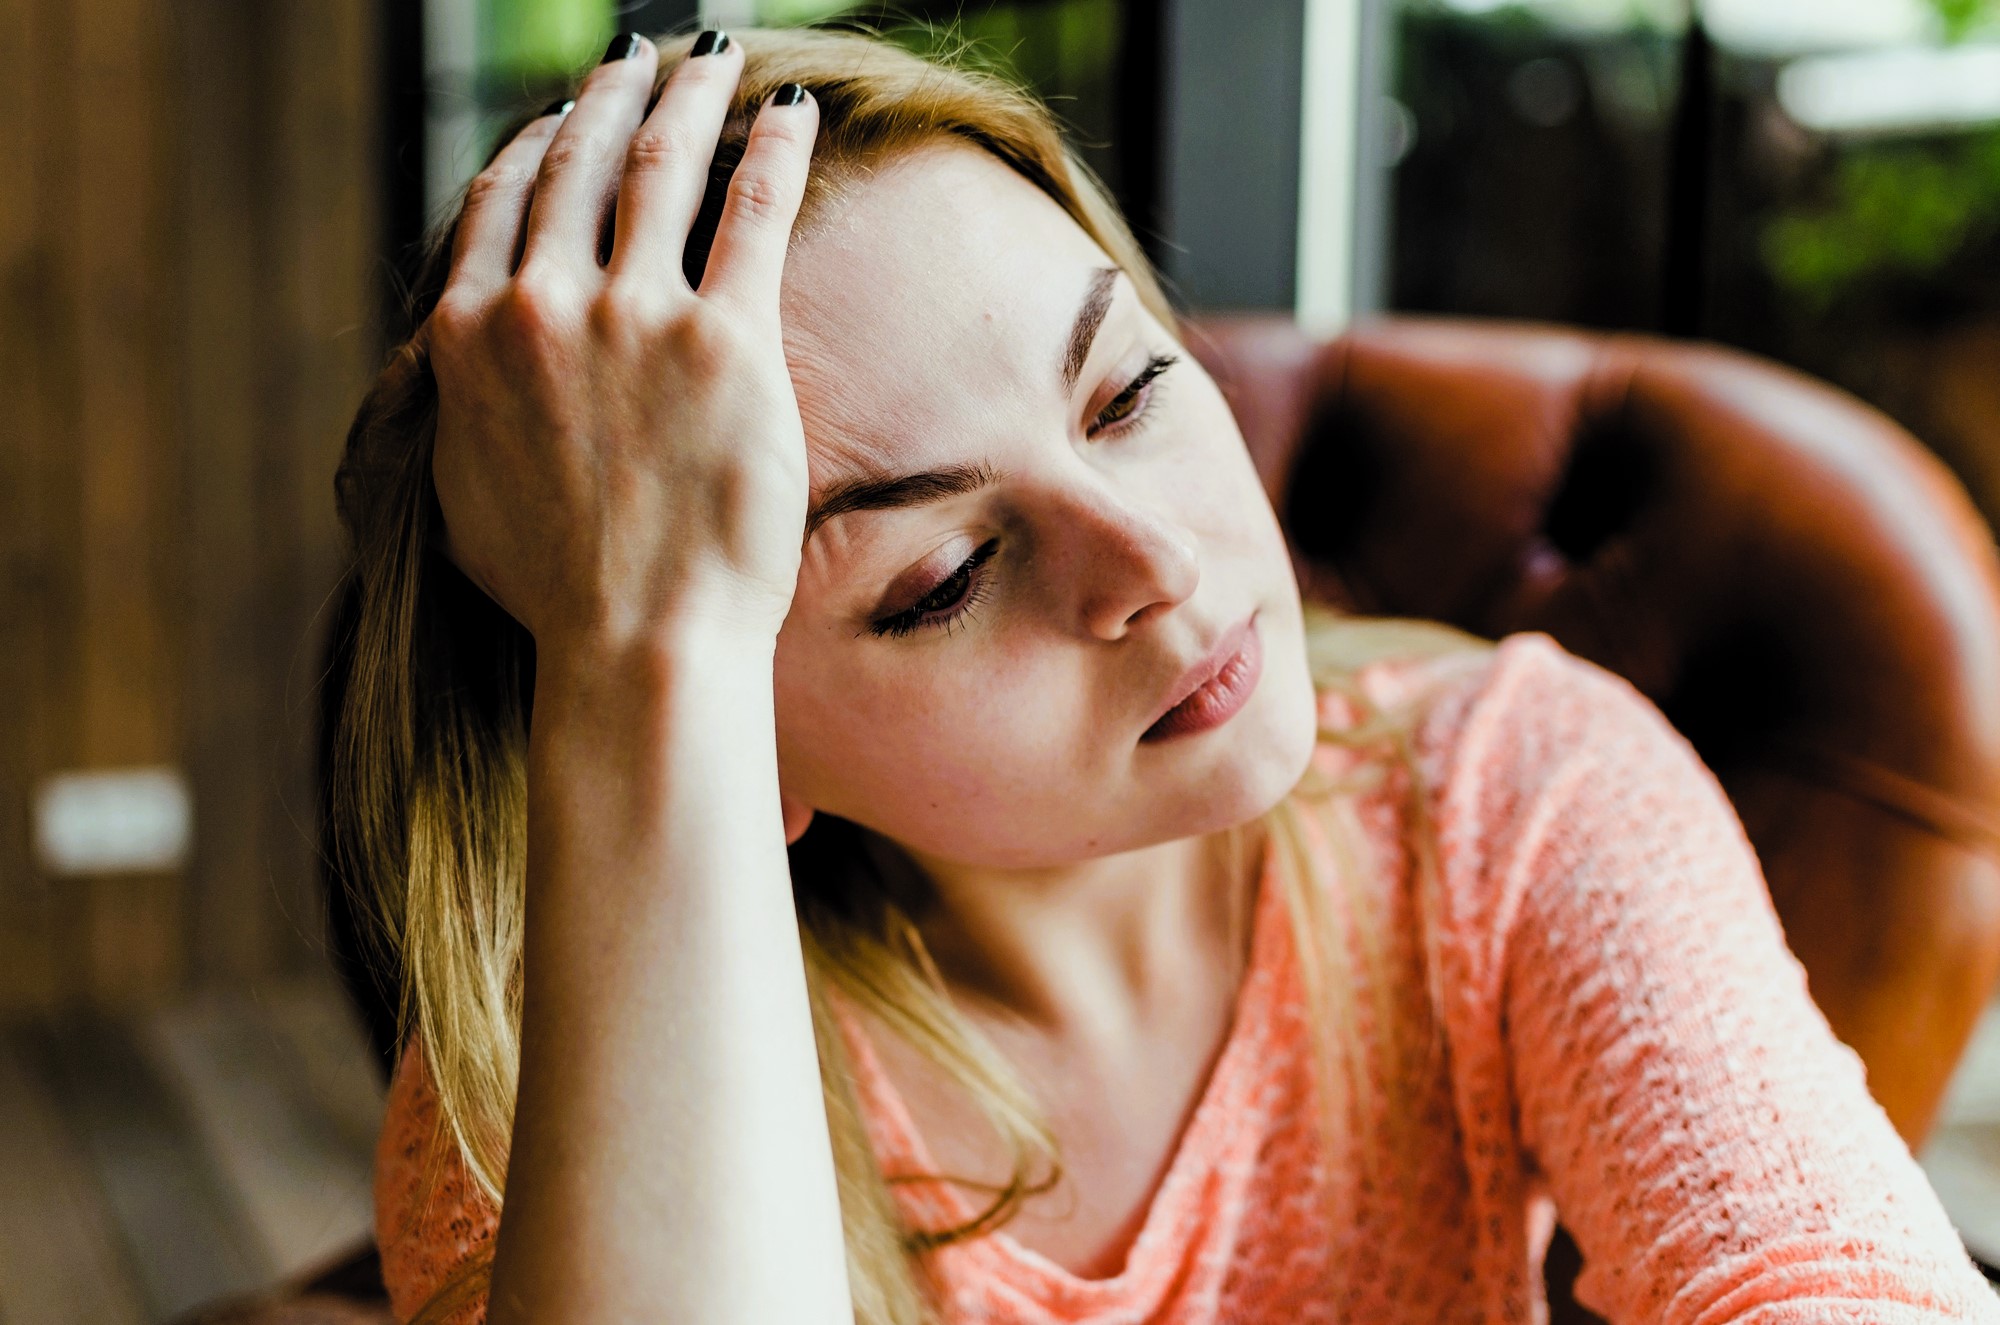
[601,32,641,64]
[541,98,575,117]
[771,82,807,107]
[690,29,728,57]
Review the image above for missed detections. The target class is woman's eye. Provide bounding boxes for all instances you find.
[863,356,1180,641]
[870,539,1001,639]
[1089,353,1179,437]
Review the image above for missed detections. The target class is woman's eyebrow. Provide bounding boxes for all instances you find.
[804,461,1000,543]
[1061,266,1122,394]
[803,268,1121,544]
[804,270,1128,544]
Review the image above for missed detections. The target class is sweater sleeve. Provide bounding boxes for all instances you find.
[373,1038,497,1325]
[1439,634,1999,1323]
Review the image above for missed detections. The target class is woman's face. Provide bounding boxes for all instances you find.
[772,142,1318,871]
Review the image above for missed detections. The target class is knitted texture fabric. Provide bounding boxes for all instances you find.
[374,631,2000,1322]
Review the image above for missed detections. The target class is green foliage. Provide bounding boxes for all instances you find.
[1925,0,2000,43]
[870,0,1120,93]
[1762,131,2000,310]
[482,0,613,80]
[737,0,1121,103]
[755,0,864,23]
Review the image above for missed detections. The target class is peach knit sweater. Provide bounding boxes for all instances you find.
[375,632,2000,1322]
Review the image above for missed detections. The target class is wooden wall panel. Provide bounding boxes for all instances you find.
[2,0,378,1011]
[72,0,185,1004]
[261,0,378,982]
[176,1,282,989]
[0,0,56,1009]
[71,0,178,771]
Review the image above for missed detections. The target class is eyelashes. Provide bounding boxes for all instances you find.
[1089,353,1178,435]
[866,353,1181,640]
[870,537,1000,638]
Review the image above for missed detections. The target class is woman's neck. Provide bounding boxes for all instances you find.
[889,825,1264,1035]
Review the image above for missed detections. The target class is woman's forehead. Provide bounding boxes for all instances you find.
[778,143,1116,463]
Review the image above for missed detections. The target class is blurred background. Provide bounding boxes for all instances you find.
[6,0,2000,1320]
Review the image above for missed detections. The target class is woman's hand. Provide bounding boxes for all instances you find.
[423,39,855,1325]
[426,33,819,651]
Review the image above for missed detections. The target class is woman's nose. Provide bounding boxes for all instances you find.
[1065,490,1201,640]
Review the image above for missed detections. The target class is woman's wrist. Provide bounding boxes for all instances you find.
[532,608,778,716]
[523,607,788,911]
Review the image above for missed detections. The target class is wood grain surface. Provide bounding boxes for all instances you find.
[0,980,383,1325]
[0,0,377,1011]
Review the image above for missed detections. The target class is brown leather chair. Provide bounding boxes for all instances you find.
[1195,313,2000,1321]
[188,315,2000,1323]
[1200,312,2000,1145]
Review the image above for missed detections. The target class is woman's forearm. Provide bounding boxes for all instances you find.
[488,624,852,1325]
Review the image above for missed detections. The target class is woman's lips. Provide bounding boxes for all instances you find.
[1140,613,1264,744]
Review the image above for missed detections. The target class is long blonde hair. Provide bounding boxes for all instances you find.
[329,26,1491,1324]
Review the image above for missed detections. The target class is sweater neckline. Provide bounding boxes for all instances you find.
[835,828,1292,1311]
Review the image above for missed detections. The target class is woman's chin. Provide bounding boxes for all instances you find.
[1150,639,1321,837]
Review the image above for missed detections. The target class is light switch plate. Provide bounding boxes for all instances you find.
[34,766,193,876]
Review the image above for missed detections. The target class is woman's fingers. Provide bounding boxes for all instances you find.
[447,109,565,299]
[698,85,819,311]
[519,32,660,279]
[608,30,743,285]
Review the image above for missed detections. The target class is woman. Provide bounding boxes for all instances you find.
[332,24,2000,1325]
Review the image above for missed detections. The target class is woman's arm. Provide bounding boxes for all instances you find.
[1452,637,1999,1323]
[416,33,849,1325]
[494,631,847,1324]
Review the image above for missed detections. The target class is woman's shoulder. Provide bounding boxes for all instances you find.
[1315,620,1745,980]
[1411,628,1684,778]
[374,1036,498,1323]
[1320,616,1664,736]
[1311,615,1684,791]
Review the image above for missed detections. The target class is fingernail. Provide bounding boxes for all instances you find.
[771,82,807,107]
[690,29,729,57]
[601,32,642,64]
[540,98,575,117]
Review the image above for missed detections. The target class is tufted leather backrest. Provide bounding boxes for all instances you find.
[1188,313,2000,1146]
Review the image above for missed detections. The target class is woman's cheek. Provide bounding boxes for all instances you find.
[793,671,985,814]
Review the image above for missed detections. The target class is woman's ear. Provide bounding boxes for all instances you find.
[781,791,816,845]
